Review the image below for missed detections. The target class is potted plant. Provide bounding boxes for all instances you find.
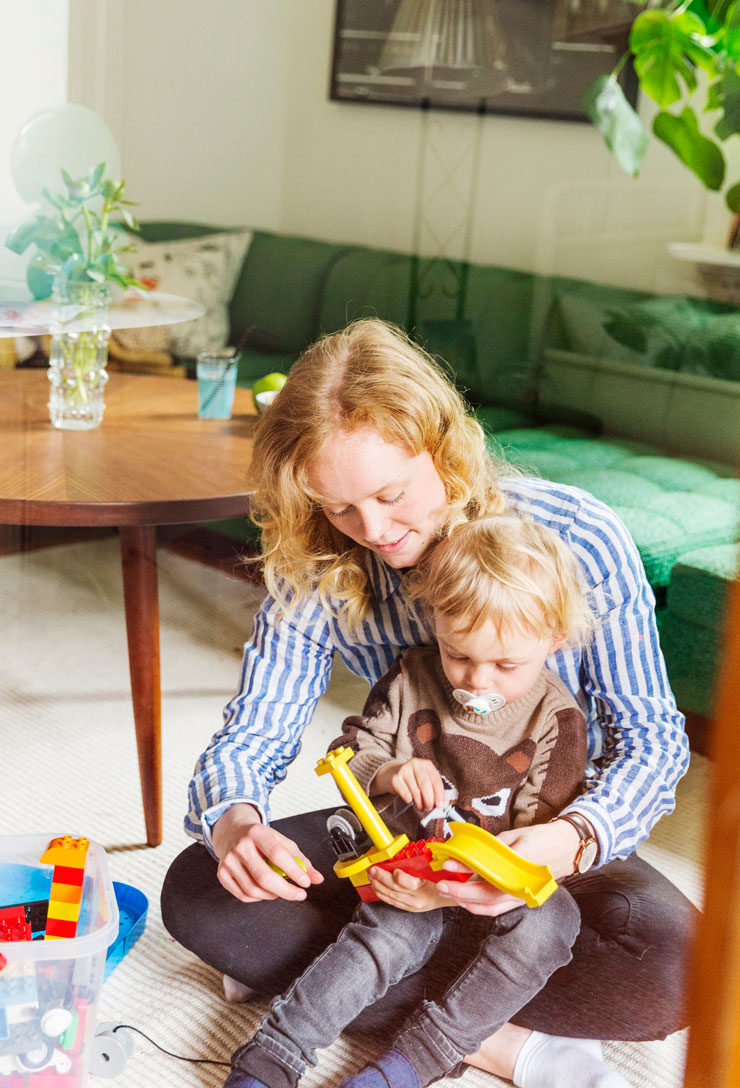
[585,0,740,213]
[5,163,146,430]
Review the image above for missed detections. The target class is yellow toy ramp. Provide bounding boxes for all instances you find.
[428,823,558,908]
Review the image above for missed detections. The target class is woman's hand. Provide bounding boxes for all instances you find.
[211,803,324,904]
[368,864,455,912]
[375,757,446,813]
[437,820,582,917]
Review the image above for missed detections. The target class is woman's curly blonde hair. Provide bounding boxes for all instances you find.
[247,318,509,627]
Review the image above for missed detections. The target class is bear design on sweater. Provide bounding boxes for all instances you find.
[405,708,536,840]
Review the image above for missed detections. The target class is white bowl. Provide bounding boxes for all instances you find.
[255,389,280,414]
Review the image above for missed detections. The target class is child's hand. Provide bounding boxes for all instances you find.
[368,865,454,912]
[390,758,446,813]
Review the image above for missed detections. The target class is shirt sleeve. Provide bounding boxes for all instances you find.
[560,491,690,865]
[185,587,335,853]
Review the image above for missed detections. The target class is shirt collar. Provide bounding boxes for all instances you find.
[364,551,405,602]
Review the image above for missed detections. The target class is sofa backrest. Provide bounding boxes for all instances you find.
[319,247,542,409]
[231,230,352,354]
[136,221,351,357]
[136,220,740,464]
[318,246,413,334]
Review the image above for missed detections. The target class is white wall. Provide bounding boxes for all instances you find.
[67,0,717,292]
[279,1,708,291]
[0,0,69,287]
[69,0,289,230]
[119,0,288,227]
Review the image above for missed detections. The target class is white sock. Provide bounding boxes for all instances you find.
[513,1031,634,1088]
[222,974,257,1003]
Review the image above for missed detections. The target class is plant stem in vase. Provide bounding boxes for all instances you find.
[48,279,111,430]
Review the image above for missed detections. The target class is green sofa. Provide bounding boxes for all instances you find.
[137,221,740,737]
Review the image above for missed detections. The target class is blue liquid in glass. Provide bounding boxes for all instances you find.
[197,363,236,419]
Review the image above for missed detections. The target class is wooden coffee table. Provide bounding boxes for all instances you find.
[0,369,257,845]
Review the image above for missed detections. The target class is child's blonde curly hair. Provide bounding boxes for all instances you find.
[406,515,597,648]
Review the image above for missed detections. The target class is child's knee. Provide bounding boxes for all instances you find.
[500,887,579,960]
[533,886,580,950]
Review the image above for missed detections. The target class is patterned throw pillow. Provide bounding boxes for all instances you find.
[118,230,253,358]
[601,297,740,379]
[556,293,652,365]
[601,297,704,370]
[679,311,740,381]
[556,293,739,375]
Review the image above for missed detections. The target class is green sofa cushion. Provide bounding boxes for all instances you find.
[205,516,261,548]
[458,265,539,407]
[476,406,537,433]
[234,348,298,388]
[628,457,733,491]
[489,424,595,447]
[318,256,542,410]
[704,477,740,504]
[229,231,351,354]
[667,543,738,632]
[137,221,225,244]
[318,246,413,334]
[659,611,720,718]
[483,426,739,590]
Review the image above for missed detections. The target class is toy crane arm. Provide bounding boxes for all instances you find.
[315,747,409,879]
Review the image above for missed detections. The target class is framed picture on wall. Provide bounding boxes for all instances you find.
[329,0,639,122]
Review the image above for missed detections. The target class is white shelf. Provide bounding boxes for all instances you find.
[668,242,740,304]
[668,242,740,268]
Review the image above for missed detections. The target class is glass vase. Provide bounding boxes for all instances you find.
[48,279,111,430]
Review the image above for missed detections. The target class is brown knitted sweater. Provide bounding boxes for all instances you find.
[329,646,587,842]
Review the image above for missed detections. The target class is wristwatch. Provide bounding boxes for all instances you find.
[553,812,599,874]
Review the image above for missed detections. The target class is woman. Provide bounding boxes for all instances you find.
[162,319,695,1088]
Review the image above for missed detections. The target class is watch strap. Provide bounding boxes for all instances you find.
[551,812,599,873]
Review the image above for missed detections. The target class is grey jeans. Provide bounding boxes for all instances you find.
[231,885,580,1088]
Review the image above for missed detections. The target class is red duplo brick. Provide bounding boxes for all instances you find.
[44,916,78,939]
[52,865,85,886]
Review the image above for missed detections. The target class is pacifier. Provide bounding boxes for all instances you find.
[452,688,506,714]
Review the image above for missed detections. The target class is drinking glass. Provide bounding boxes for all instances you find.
[196,350,237,419]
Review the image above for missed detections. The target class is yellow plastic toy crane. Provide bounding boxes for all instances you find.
[316,746,557,908]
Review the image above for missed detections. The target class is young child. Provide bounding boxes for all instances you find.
[224,515,600,1088]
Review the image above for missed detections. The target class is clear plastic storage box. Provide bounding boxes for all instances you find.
[0,833,119,1087]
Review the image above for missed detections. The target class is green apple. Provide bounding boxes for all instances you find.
[253,372,288,399]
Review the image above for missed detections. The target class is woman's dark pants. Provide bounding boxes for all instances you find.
[160,807,698,1041]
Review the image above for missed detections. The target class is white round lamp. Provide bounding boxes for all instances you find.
[11,103,122,203]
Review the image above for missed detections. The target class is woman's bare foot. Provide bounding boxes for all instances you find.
[465,1022,533,1080]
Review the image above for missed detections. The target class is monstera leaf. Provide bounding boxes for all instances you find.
[582,75,648,178]
[584,0,740,210]
[653,107,726,189]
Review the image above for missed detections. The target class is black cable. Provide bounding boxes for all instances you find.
[111,807,421,1070]
[112,1024,231,1067]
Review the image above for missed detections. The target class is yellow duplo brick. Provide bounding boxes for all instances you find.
[47,899,83,922]
[48,882,83,904]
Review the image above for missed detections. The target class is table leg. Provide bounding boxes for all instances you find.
[119,525,162,847]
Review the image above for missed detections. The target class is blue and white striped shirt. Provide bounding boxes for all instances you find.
[186,477,689,866]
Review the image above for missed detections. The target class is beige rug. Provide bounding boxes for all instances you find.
[0,537,705,1087]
